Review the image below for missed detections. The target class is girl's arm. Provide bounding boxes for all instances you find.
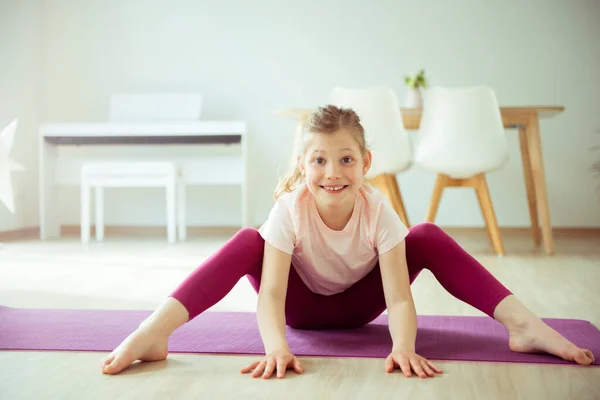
[378,240,418,352]
[256,242,293,353]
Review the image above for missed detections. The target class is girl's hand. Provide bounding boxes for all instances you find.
[240,348,303,379]
[385,349,443,378]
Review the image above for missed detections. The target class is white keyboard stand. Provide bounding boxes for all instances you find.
[38,120,249,240]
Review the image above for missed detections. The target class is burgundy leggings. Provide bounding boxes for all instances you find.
[170,223,511,329]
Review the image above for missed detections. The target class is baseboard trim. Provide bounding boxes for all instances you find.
[61,225,250,238]
[1,224,599,242]
[0,227,40,242]
[441,226,600,238]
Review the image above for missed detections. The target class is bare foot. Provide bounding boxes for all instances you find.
[508,318,595,365]
[101,326,169,375]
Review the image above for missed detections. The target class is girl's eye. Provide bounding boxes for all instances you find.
[342,156,353,164]
[314,157,326,165]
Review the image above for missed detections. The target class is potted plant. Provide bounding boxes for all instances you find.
[404,69,428,108]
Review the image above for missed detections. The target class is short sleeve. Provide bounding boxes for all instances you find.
[374,201,410,255]
[258,198,296,255]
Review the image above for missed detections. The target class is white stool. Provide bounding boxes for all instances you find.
[80,161,186,243]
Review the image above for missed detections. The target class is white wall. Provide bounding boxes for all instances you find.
[0,0,42,231]
[2,0,600,231]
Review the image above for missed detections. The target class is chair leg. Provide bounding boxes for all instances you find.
[475,187,494,248]
[177,181,186,241]
[81,181,90,243]
[368,173,410,227]
[473,174,505,255]
[386,174,410,228]
[95,186,104,241]
[425,174,447,223]
[425,173,504,255]
[166,181,176,244]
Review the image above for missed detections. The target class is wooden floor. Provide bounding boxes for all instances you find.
[1,229,599,400]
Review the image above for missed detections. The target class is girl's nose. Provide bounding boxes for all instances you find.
[325,162,341,178]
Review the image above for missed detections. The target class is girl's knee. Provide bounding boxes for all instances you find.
[233,227,264,245]
[408,222,445,238]
[406,223,450,249]
[235,227,262,241]
[232,227,265,255]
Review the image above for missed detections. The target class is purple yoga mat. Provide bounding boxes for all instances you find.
[0,305,598,365]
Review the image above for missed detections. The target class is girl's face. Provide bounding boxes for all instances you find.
[299,128,371,210]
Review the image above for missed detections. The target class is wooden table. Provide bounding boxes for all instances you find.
[276,106,564,255]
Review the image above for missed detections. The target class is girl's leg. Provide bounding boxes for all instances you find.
[403,222,512,318]
[171,228,333,329]
[408,223,593,365]
[102,228,344,374]
[170,228,265,320]
[315,222,593,365]
[102,227,267,374]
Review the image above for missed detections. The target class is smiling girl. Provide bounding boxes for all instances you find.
[101,105,594,378]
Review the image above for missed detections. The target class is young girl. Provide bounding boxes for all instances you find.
[101,105,594,378]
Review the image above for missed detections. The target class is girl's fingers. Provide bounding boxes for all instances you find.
[251,360,267,378]
[292,357,303,374]
[240,360,260,374]
[427,360,443,373]
[420,359,435,377]
[276,359,287,378]
[242,355,304,379]
[384,354,395,373]
[409,358,427,378]
[398,356,412,377]
[262,358,276,379]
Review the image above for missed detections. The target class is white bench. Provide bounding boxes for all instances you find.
[80,161,186,243]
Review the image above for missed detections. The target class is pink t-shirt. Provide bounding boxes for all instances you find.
[258,183,409,295]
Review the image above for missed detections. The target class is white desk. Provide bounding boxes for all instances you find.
[39,121,249,240]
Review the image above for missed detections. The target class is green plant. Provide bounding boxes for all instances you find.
[404,69,428,90]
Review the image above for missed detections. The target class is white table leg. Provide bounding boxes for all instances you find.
[177,180,186,241]
[166,180,176,243]
[39,139,60,240]
[81,180,91,243]
[95,186,104,241]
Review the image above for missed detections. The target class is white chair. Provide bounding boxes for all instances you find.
[330,86,413,227]
[415,86,509,255]
[80,161,186,243]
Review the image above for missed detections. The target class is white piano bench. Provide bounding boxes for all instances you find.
[80,161,186,244]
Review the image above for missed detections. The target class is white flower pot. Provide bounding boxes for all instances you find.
[405,88,423,108]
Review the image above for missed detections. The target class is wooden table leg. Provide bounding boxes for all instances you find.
[518,125,541,246]
[526,115,554,254]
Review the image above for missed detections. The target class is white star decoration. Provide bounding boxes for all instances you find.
[0,119,25,214]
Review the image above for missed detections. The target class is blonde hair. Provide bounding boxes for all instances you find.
[274,105,368,200]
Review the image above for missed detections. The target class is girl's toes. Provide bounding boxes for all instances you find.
[574,349,594,366]
[101,354,115,370]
